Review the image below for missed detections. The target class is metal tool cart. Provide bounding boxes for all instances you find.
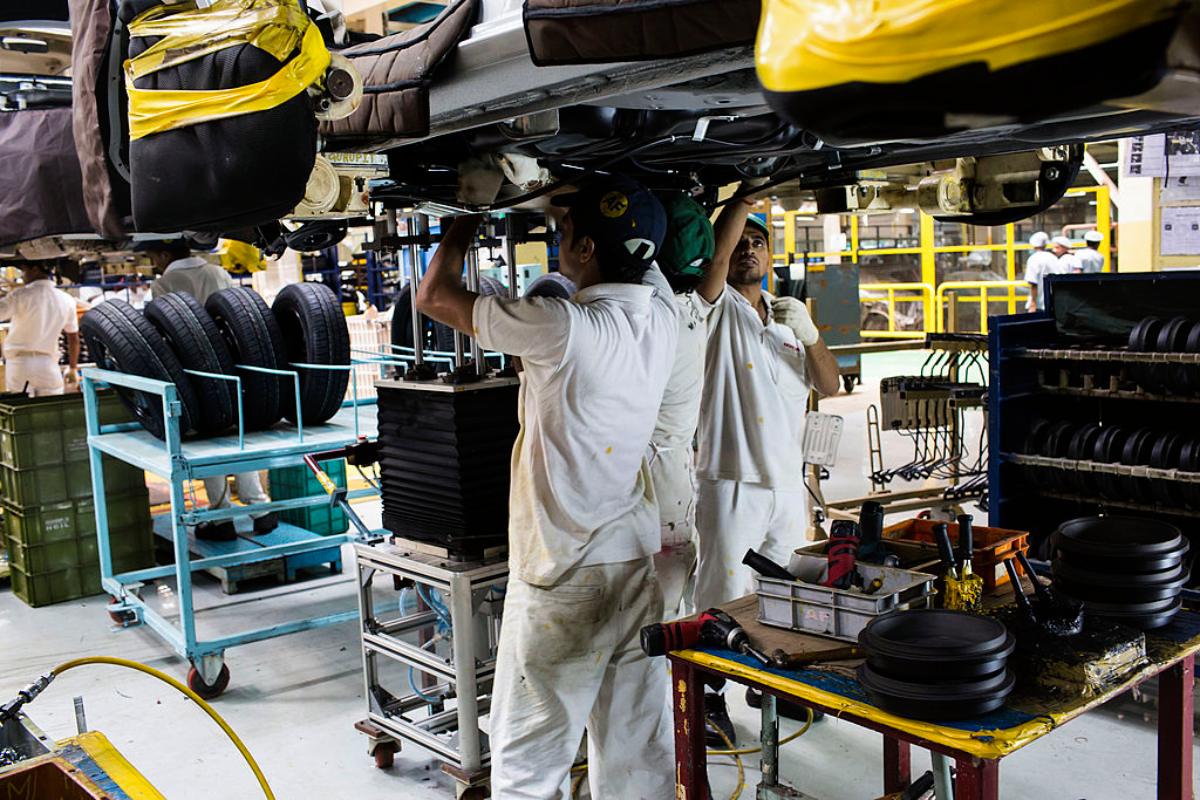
[353,544,507,800]
[81,365,382,699]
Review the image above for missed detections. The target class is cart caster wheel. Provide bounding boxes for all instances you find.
[458,786,487,800]
[373,742,398,769]
[842,375,856,394]
[107,600,136,626]
[187,664,230,700]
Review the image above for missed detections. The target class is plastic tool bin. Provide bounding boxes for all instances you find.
[755,549,936,642]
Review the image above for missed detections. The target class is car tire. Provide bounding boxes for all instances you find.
[391,284,417,350]
[524,272,576,299]
[272,282,350,425]
[80,299,200,439]
[144,292,236,436]
[205,287,288,431]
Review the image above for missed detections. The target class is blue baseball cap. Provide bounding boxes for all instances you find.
[552,175,666,272]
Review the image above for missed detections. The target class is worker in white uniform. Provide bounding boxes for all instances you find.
[650,192,716,619]
[142,239,278,540]
[1078,231,1105,274]
[692,200,841,732]
[1023,231,1061,312]
[416,174,677,800]
[0,260,79,396]
[1052,235,1083,275]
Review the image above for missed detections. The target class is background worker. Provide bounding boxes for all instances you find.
[691,197,841,730]
[142,238,278,540]
[1023,231,1060,312]
[0,259,79,396]
[1078,230,1105,273]
[416,175,677,800]
[650,191,716,618]
[1052,234,1083,275]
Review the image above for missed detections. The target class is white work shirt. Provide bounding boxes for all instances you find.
[473,266,678,585]
[653,292,707,449]
[1023,250,1062,310]
[696,288,809,489]
[1077,248,1104,274]
[1057,252,1082,274]
[0,279,78,358]
[150,256,232,304]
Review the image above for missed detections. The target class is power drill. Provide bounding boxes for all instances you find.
[640,608,770,666]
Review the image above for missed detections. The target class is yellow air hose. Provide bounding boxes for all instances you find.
[51,656,275,799]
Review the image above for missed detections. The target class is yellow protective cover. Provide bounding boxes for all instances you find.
[220,238,267,274]
[126,0,330,140]
[756,0,1181,93]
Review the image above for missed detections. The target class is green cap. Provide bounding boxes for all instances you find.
[657,192,715,291]
[744,214,771,240]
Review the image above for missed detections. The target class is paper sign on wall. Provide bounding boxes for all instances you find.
[1161,206,1200,256]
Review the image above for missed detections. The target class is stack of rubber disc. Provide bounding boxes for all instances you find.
[857,610,1015,721]
[1051,516,1190,630]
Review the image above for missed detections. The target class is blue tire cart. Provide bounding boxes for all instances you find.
[81,365,381,698]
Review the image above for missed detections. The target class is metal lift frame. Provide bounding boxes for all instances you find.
[81,362,384,693]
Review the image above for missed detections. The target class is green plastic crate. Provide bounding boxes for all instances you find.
[10,561,103,607]
[2,491,150,546]
[267,459,349,535]
[6,524,152,574]
[0,455,144,507]
[0,392,129,469]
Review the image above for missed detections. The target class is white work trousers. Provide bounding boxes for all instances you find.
[203,472,271,519]
[693,478,810,611]
[489,557,675,800]
[5,355,63,396]
[649,443,697,619]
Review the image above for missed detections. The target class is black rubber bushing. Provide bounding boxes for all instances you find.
[1092,425,1127,499]
[1119,427,1157,503]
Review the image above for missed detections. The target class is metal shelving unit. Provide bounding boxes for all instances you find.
[353,543,506,798]
[81,366,382,696]
[989,271,1200,539]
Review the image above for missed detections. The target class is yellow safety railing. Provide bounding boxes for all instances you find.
[935,280,1031,334]
[859,282,934,339]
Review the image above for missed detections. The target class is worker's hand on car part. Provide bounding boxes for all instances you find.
[772,296,820,346]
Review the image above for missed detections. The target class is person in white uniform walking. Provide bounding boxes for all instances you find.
[1023,231,1061,311]
[142,238,278,540]
[650,192,717,619]
[0,260,79,396]
[692,200,841,732]
[1078,230,1105,274]
[416,174,678,800]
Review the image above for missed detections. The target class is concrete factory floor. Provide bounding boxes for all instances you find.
[1,352,1195,799]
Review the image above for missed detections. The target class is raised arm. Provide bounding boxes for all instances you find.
[698,192,755,303]
[415,214,483,335]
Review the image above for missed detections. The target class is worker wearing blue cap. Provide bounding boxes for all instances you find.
[416,173,677,800]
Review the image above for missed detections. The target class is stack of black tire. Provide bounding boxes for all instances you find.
[857,610,1016,721]
[80,283,350,440]
[1128,315,1200,395]
[1020,418,1200,509]
[1051,516,1189,630]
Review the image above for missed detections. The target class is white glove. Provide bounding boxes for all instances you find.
[772,296,819,346]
